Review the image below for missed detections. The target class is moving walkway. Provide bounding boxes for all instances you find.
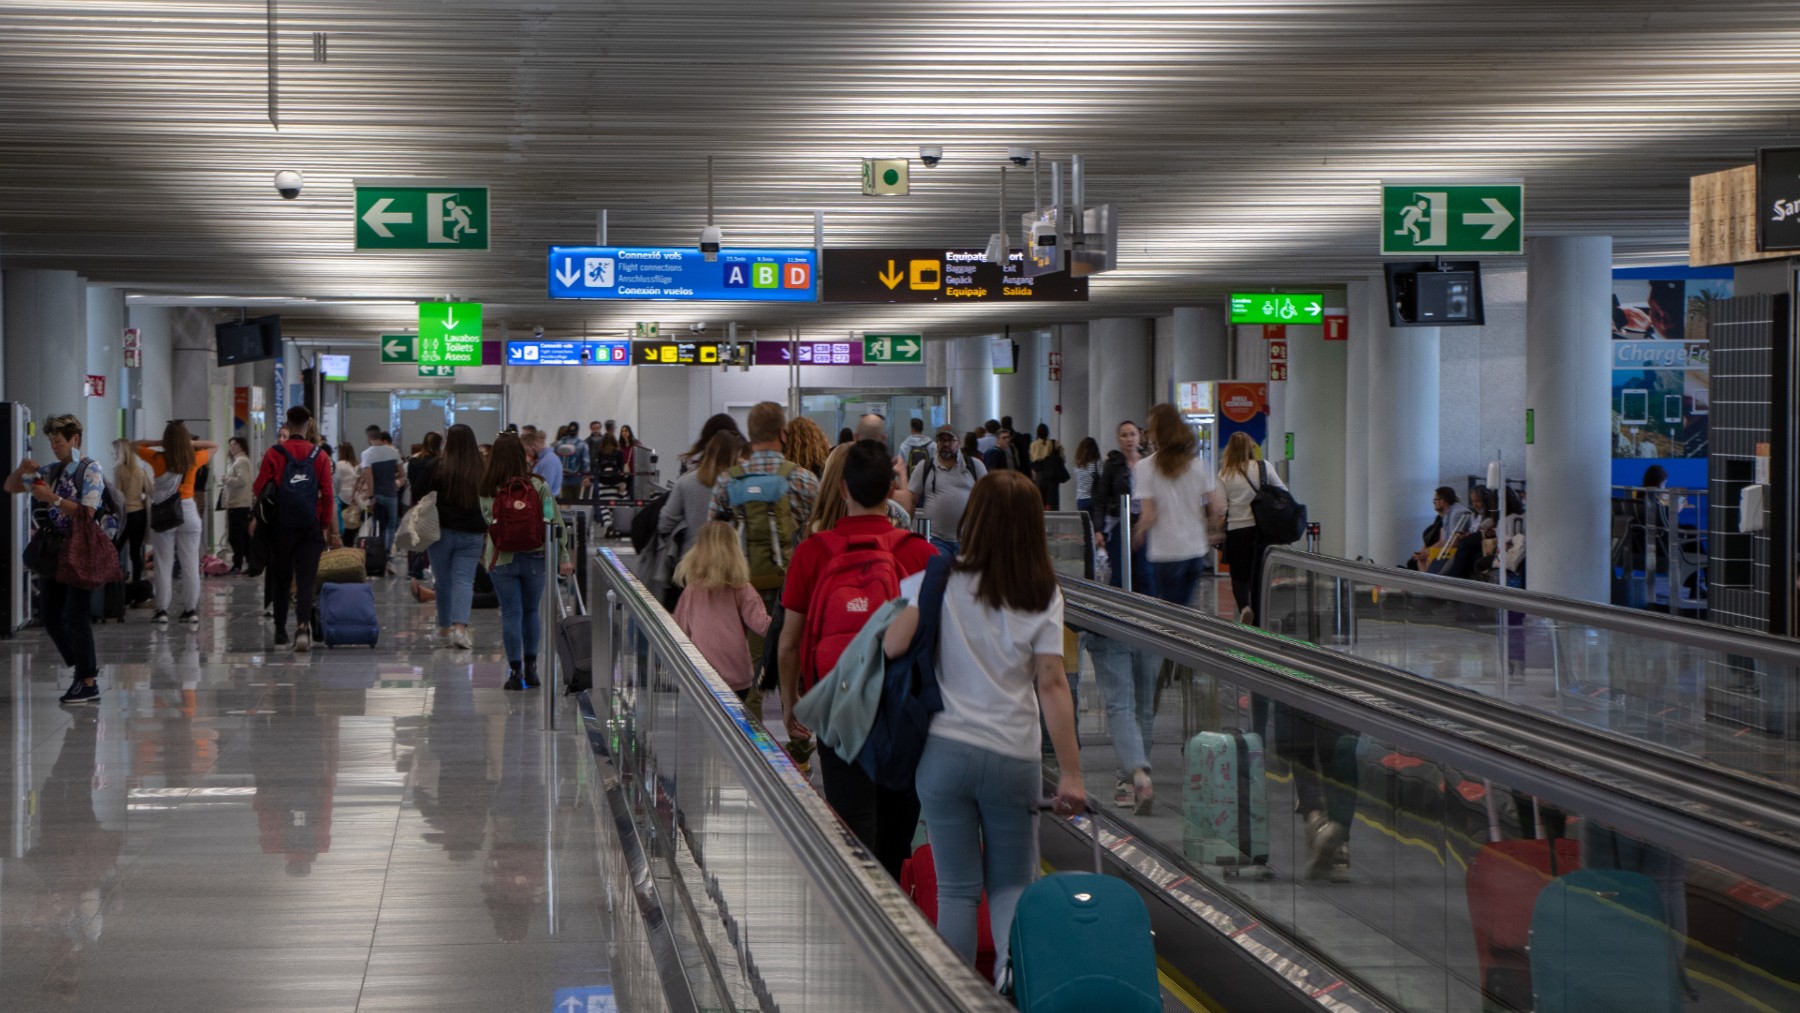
[576,545,1800,1013]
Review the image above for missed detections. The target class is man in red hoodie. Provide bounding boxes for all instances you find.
[253,405,341,651]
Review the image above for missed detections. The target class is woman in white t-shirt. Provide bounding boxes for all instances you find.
[1133,403,1224,608]
[882,470,1085,984]
[1218,431,1284,625]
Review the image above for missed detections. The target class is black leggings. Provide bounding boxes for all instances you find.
[818,744,921,880]
[1225,526,1264,624]
[41,577,99,684]
[266,526,325,632]
[227,507,252,570]
[118,509,148,582]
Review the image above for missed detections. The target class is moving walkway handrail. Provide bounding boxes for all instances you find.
[592,548,1013,1013]
[1057,574,1800,896]
[1260,546,1800,667]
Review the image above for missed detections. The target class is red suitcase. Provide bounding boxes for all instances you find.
[900,843,996,980]
[1466,837,1581,1011]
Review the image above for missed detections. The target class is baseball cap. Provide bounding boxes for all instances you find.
[934,425,958,438]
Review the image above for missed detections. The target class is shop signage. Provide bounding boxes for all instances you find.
[1380,182,1523,255]
[417,303,482,366]
[547,247,816,301]
[1230,293,1323,325]
[506,340,631,366]
[821,248,1088,303]
[354,180,489,250]
[863,333,922,363]
[418,365,457,378]
[1756,147,1800,251]
[380,334,416,363]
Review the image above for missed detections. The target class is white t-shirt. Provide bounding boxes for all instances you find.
[901,569,1064,762]
[1133,454,1217,562]
[1219,461,1285,530]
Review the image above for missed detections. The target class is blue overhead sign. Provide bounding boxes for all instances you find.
[547,246,817,301]
[506,340,630,366]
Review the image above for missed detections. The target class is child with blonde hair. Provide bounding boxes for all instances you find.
[672,521,771,699]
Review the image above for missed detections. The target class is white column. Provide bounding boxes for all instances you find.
[924,336,948,388]
[945,335,997,431]
[127,305,174,437]
[3,270,86,439]
[1171,306,1228,385]
[85,285,124,445]
[1526,236,1613,602]
[993,330,1034,431]
[1089,318,1153,434]
[1058,324,1090,447]
[1366,301,1441,568]
[1285,323,1347,557]
[1342,281,1375,560]
[170,308,213,428]
[1025,328,1052,436]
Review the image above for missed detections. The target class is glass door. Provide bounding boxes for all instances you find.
[792,387,949,448]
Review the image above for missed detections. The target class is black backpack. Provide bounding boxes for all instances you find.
[905,441,931,475]
[269,444,325,528]
[1250,460,1307,545]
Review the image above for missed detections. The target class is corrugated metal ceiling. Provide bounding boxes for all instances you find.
[2,0,1798,338]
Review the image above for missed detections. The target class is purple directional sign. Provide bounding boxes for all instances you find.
[750,340,863,366]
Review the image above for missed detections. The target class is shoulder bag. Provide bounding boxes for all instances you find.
[1249,460,1307,545]
[57,505,124,590]
[150,470,184,532]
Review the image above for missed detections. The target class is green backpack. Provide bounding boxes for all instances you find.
[724,462,798,589]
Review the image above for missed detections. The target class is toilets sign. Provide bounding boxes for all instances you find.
[1381,182,1523,256]
[354,179,489,250]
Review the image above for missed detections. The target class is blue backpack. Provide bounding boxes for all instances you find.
[271,444,324,528]
[857,551,952,792]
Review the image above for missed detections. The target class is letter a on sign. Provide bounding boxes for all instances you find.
[724,264,749,288]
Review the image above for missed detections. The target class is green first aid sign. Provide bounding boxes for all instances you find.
[355,179,489,250]
[417,302,482,366]
[1381,182,1523,255]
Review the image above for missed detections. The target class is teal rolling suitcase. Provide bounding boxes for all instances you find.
[1182,730,1270,876]
[1528,868,1680,1013]
[1006,812,1160,1013]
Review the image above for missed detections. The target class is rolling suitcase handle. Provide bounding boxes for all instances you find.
[1034,799,1103,875]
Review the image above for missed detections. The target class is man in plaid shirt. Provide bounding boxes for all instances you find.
[710,401,818,529]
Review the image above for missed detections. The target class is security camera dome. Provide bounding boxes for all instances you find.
[273,170,303,200]
[919,145,943,167]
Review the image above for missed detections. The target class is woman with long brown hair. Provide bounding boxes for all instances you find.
[658,428,742,567]
[1133,403,1223,608]
[135,420,218,627]
[880,470,1084,981]
[426,424,488,649]
[479,432,572,690]
[1217,430,1284,625]
[782,416,830,476]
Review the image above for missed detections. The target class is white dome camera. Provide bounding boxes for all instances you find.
[699,225,722,262]
[919,145,943,168]
[273,170,304,200]
[1006,147,1031,167]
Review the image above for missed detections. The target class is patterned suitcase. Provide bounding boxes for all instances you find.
[1182,730,1270,876]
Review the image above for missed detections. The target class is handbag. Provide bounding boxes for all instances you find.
[150,471,184,532]
[1249,460,1306,545]
[57,506,125,590]
[23,526,64,578]
[394,491,440,554]
[340,500,365,530]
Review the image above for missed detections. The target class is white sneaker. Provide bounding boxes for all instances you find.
[1239,606,1254,624]
[451,627,472,650]
[293,630,311,653]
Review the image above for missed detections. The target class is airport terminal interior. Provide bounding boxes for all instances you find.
[4,2,1800,1011]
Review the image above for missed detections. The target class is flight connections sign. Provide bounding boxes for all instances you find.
[547,247,816,301]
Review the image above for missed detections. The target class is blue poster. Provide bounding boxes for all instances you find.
[548,246,816,301]
[1610,267,1731,503]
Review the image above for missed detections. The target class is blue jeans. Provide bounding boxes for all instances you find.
[372,495,399,552]
[427,529,485,627]
[915,735,1041,984]
[1085,632,1158,775]
[929,536,959,558]
[1152,556,1206,608]
[1104,520,1155,597]
[489,551,546,664]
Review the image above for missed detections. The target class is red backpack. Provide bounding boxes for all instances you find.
[489,476,546,553]
[800,526,924,691]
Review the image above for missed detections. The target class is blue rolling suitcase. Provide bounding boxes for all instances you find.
[1006,812,1161,1013]
[1182,730,1270,876]
[1528,868,1680,1013]
[317,582,379,648]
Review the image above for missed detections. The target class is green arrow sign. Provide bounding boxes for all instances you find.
[379,334,415,364]
[863,332,923,363]
[417,302,482,366]
[1229,293,1323,325]
[354,179,489,250]
[1381,182,1523,255]
[418,364,457,378]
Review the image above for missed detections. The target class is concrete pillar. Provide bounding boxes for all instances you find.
[1089,318,1153,437]
[3,270,87,446]
[1366,299,1440,568]
[1025,328,1052,437]
[1526,236,1613,603]
[924,336,948,388]
[1058,324,1090,448]
[85,285,124,445]
[1285,323,1347,557]
[170,308,212,428]
[1342,282,1375,560]
[993,330,1034,431]
[945,335,998,431]
[1171,306,1229,387]
[127,305,174,439]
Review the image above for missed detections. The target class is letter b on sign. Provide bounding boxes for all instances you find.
[752,263,779,289]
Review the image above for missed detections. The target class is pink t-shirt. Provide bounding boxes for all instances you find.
[672,584,772,690]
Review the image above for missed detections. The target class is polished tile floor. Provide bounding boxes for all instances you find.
[0,570,612,1011]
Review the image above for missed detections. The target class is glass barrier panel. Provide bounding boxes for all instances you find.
[1058,614,1800,1012]
[1260,560,1800,789]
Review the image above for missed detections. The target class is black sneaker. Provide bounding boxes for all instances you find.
[179,610,199,627]
[522,655,541,689]
[152,610,170,626]
[59,682,100,705]
[274,628,289,646]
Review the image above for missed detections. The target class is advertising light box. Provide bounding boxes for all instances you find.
[1229,293,1323,325]
[548,247,816,301]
